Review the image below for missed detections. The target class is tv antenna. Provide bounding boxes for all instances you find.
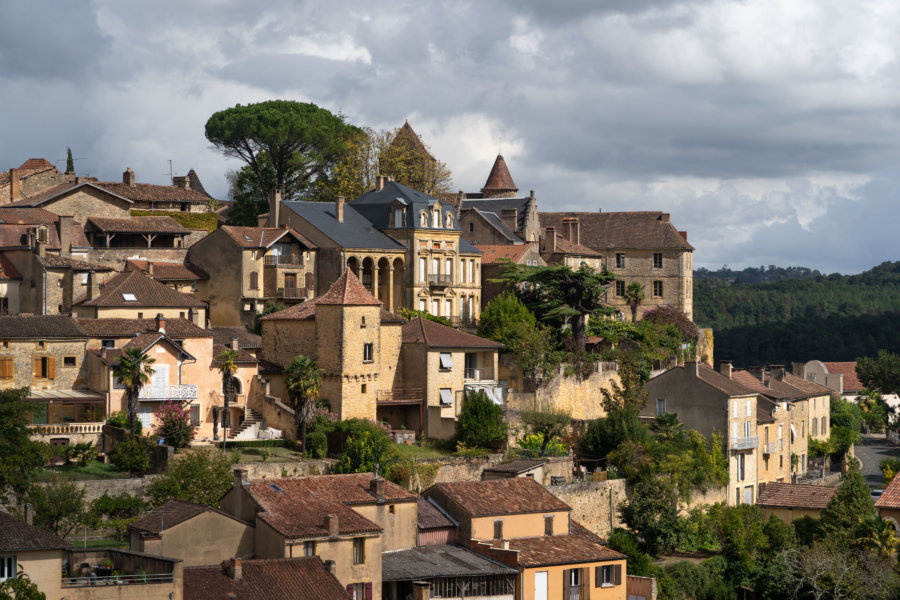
[166,160,173,184]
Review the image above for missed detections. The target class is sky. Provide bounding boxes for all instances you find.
[2,0,899,274]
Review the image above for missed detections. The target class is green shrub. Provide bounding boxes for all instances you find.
[456,390,507,449]
[108,411,141,435]
[110,437,151,476]
[306,431,328,459]
[153,402,195,449]
[131,210,218,232]
[606,528,655,577]
[333,419,395,474]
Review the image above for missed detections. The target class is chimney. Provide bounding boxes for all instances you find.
[172,175,190,190]
[500,208,518,232]
[231,337,240,351]
[325,513,339,537]
[188,307,198,326]
[268,189,282,227]
[336,196,345,223]
[34,228,46,257]
[59,215,73,258]
[87,272,101,301]
[226,558,242,582]
[659,213,670,222]
[233,468,249,489]
[123,168,135,187]
[686,360,699,377]
[562,217,580,245]
[770,365,785,381]
[501,539,510,550]
[370,476,385,503]
[323,560,336,576]
[719,360,732,379]
[544,227,556,254]
[8,168,19,203]
[147,262,155,277]
[155,313,165,333]
[792,362,807,379]
[413,581,430,600]
[24,503,33,526]
[376,176,386,191]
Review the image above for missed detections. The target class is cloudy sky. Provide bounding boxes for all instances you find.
[2,0,899,273]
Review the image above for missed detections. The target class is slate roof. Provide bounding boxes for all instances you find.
[823,362,864,392]
[245,474,416,540]
[473,208,520,242]
[87,216,189,234]
[316,269,381,306]
[129,499,246,534]
[282,200,406,250]
[482,459,545,475]
[221,225,316,249]
[476,244,534,265]
[78,271,205,307]
[0,254,21,280]
[75,318,211,339]
[186,169,213,199]
[184,557,349,600]
[461,197,532,232]
[382,545,516,581]
[352,181,459,232]
[402,317,503,349]
[212,326,262,349]
[0,315,85,339]
[427,478,569,517]
[0,511,71,552]
[417,498,456,530]
[126,260,208,281]
[876,472,900,509]
[757,482,837,509]
[491,532,626,568]
[481,155,518,193]
[539,211,694,251]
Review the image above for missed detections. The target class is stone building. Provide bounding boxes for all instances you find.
[539,211,694,320]
[538,226,604,271]
[458,156,541,245]
[475,243,545,307]
[187,225,318,327]
[756,482,837,524]
[1,158,71,203]
[73,270,207,324]
[125,259,209,295]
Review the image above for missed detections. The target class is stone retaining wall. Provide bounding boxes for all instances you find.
[550,479,629,538]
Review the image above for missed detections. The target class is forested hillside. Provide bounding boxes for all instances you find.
[693,261,900,366]
[694,264,824,284]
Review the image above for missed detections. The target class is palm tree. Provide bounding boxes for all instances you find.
[284,355,323,459]
[624,282,645,323]
[858,516,899,558]
[113,348,156,433]
[215,349,239,445]
[650,412,684,444]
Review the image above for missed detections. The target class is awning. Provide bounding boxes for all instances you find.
[439,353,453,369]
[439,389,453,405]
[790,424,798,440]
[25,389,104,404]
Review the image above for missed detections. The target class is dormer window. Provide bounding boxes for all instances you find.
[420,212,429,227]
[392,207,405,228]
[433,209,441,228]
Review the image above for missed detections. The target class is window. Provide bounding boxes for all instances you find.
[81,273,89,285]
[348,583,371,600]
[432,299,440,316]
[433,210,441,227]
[0,357,11,379]
[36,341,45,349]
[439,352,453,370]
[363,343,373,363]
[420,212,428,227]
[737,453,745,482]
[615,280,625,297]
[33,357,56,380]
[190,405,200,426]
[615,253,625,269]
[469,222,474,233]
[544,515,554,535]
[746,399,751,417]
[419,299,426,311]
[101,339,115,349]
[812,418,818,436]
[352,538,365,564]
[439,388,453,406]
[744,421,751,438]
[361,316,367,328]
[361,384,367,394]
[389,504,395,514]
[63,356,76,368]
[446,213,454,228]
[137,312,143,319]
[460,259,466,282]
[445,257,452,277]
[653,253,663,269]
[446,299,452,318]
[303,541,316,556]
[597,564,622,587]
[419,257,426,282]
[493,520,503,540]
[432,257,439,278]
[122,293,138,302]
[656,398,666,415]
[821,416,827,436]
[0,555,15,582]
[249,271,259,290]
[652,280,663,297]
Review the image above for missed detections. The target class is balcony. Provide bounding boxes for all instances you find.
[138,384,197,400]
[62,549,179,596]
[277,287,307,299]
[731,435,759,451]
[428,274,452,287]
[762,441,782,455]
[264,255,303,266]
[464,367,495,381]
[29,422,105,435]
[377,388,424,406]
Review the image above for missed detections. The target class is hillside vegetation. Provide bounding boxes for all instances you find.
[694,261,900,366]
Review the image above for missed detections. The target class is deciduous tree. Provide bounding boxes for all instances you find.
[145,448,237,508]
[857,350,900,395]
[26,478,87,538]
[0,388,47,504]
[520,402,571,457]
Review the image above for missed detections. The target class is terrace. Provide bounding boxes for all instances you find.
[62,548,181,600]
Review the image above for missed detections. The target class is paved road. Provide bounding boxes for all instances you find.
[854,434,900,488]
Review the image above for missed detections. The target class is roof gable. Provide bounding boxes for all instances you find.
[79,271,205,308]
[401,317,503,349]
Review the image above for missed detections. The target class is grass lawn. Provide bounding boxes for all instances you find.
[69,538,129,549]
[36,461,129,482]
[392,443,453,460]
[229,446,303,463]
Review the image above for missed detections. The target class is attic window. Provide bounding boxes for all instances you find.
[243,235,252,241]
[268,483,284,493]
[122,293,138,302]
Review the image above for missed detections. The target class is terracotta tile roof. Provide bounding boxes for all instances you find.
[0,315,85,339]
[19,158,56,171]
[212,326,262,349]
[0,511,71,552]
[427,478,569,517]
[485,530,625,568]
[417,498,456,530]
[541,231,603,258]
[123,332,190,356]
[732,371,797,400]
[0,207,61,224]
[221,225,316,249]
[38,254,113,271]
[6,182,100,208]
[476,243,534,265]
[383,544,516,581]
[780,372,832,396]
[128,499,245,534]
[481,155,518,193]
[0,160,59,187]
[258,297,401,325]
[247,474,416,539]
[87,216,189,234]
[823,362,864,392]
[694,364,757,396]
[316,269,381,306]
[213,344,258,364]
[876,472,900,509]
[482,459,545,474]
[184,557,349,600]
[539,211,694,251]
[757,482,837,509]
[76,317,211,339]
[78,271,205,307]
[126,260,208,281]
[402,317,503,349]
[0,254,21,280]
[96,181,212,205]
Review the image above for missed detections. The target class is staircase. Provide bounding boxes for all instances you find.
[228,408,263,440]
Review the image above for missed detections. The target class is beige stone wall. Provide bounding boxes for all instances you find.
[380,322,404,392]
[261,319,317,368]
[39,187,131,224]
[470,510,570,541]
[605,248,692,320]
[186,230,245,326]
[808,393,830,442]
[133,510,254,566]
[761,506,824,524]
[758,404,792,485]
[506,365,621,422]
[0,339,88,392]
[74,305,207,325]
[552,480,628,538]
[353,501,417,551]
[791,399,810,477]
[85,247,189,271]
[295,535,383,600]
[316,304,380,420]
[15,549,64,600]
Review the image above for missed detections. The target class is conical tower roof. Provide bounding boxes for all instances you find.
[316,269,381,306]
[481,155,518,195]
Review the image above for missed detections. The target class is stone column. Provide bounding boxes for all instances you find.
[387,266,394,311]
[373,262,380,300]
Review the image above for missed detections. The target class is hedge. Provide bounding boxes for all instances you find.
[215,439,290,449]
[131,210,218,232]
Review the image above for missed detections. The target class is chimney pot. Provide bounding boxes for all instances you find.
[501,539,510,550]
[24,503,33,526]
[376,176,385,191]
[325,513,339,536]
[686,360,699,377]
[229,558,242,582]
[231,337,240,351]
[147,262,155,276]
[336,196,345,223]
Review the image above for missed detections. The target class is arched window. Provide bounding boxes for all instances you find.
[223,376,242,396]
[249,271,258,290]
[420,211,428,227]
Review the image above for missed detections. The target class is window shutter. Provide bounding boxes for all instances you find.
[48,357,56,380]
[33,357,41,378]
[581,567,588,595]
[346,584,354,598]
[562,569,569,597]
[365,582,372,600]
[614,564,622,585]
[595,566,601,587]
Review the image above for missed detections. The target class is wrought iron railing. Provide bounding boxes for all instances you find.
[264,255,302,266]
[731,435,759,451]
[138,385,197,400]
[278,287,307,299]
[464,367,494,380]
[428,274,451,286]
